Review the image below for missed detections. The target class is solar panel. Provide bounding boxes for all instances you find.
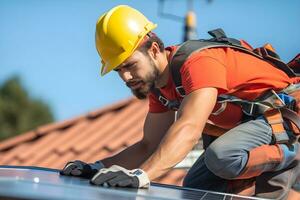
[0,166,267,200]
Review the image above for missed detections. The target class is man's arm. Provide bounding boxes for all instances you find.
[101,110,176,169]
[141,87,218,180]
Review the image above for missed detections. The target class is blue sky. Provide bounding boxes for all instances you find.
[1,0,300,121]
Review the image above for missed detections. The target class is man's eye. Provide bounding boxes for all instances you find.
[129,64,137,69]
[114,63,136,72]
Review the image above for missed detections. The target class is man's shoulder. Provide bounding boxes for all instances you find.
[187,47,227,62]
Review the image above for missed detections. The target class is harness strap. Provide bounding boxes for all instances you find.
[170,41,243,98]
[264,109,290,144]
[151,88,181,111]
[217,94,274,117]
[207,28,227,39]
[280,107,300,135]
[259,47,296,77]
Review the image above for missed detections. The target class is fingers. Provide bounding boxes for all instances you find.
[90,170,137,187]
[110,176,139,187]
[90,168,142,188]
[60,160,84,176]
[107,173,132,187]
[70,168,83,176]
[90,171,122,185]
[113,178,133,187]
[60,162,77,175]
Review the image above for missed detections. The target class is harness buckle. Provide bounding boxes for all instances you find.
[175,86,186,97]
[242,102,270,117]
[212,102,227,115]
[271,90,286,107]
[158,96,169,107]
[243,103,255,116]
[167,101,180,111]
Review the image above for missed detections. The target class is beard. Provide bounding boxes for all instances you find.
[127,58,159,99]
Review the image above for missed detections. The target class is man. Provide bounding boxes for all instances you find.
[61,5,300,197]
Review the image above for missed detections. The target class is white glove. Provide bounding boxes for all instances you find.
[90,165,150,188]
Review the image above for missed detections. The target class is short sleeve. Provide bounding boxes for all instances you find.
[181,56,228,95]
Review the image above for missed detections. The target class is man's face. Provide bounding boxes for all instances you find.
[115,50,160,99]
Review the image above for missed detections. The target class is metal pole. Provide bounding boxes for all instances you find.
[183,0,197,41]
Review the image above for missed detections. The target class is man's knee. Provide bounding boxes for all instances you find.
[204,143,247,179]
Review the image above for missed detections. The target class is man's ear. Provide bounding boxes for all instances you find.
[148,42,160,59]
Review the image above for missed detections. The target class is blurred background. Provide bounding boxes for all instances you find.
[1,0,300,140]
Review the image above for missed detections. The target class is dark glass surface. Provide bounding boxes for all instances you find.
[0,166,267,200]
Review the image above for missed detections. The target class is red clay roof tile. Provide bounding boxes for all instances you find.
[17,132,60,161]
[0,131,36,151]
[37,152,61,168]
[71,114,113,152]
[0,144,31,164]
[55,120,91,154]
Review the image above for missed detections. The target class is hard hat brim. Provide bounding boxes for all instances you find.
[100,23,157,76]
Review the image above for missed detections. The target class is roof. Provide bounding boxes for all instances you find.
[0,166,264,200]
[0,97,186,185]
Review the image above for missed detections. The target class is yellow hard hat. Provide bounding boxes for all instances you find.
[95,5,157,76]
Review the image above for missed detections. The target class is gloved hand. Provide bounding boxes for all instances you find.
[60,160,104,179]
[90,165,150,188]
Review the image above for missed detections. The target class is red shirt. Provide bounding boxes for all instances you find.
[149,45,300,129]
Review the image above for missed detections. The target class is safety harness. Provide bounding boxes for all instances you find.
[151,28,300,144]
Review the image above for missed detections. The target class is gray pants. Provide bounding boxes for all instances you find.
[183,117,300,197]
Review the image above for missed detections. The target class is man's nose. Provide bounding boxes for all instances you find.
[120,70,133,82]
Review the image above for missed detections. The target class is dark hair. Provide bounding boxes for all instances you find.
[138,32,165,54]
